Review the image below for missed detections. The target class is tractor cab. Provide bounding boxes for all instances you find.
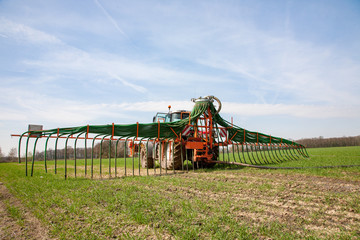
[153,109,190,123]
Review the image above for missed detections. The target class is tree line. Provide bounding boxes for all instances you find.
[1,136,359,162]
[0,147,17,163]
[0,141,127,163]
[296,135,360,148]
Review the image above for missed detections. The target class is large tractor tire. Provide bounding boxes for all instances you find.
[140,142,154,168]
[160,142,185,170]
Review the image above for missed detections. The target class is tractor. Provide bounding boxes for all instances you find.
[140,96,224,170]
[12,95,309,179]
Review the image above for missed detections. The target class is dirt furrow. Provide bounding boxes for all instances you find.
[0,182,53,240]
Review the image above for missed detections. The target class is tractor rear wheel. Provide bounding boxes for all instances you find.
[140,142,154,168]
[160,142,184,170]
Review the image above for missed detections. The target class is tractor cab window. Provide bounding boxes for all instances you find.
[154,111,189,123]
[165,114,171,122]
[171,112,190,122]
[171,113,182,122]
[153,113,171,123]
[181,112,189,119]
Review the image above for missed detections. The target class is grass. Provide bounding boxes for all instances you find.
[266,146,360,179]
[22,146,360,180]
[4,201,25,226]
[0,146,359,239]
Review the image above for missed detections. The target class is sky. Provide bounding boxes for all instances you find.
[0,0,359,155]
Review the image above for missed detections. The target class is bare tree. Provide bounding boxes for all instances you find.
[0,146,3,158]
[8,148,17,160]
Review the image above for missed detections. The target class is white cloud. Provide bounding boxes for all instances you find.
[222,102,360,119]
[117,5,360,106]
[194,33,360,106]
[1,0,360,154]
[110,101,360,119]
[9,6,359,107]
[115,101,194,113]
[108,73,147,93]
[1,81,358,132]
[0,18,62,44]
[0,111,25,121]
[22,45,230,93]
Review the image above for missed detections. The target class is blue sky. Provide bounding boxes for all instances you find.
[1,0,359,154]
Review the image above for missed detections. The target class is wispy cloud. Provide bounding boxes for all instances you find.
[115,3,360,106]
[94,0,128,38]
[1,0,360,153]
[21,42,231,97]
[0,18,62,44]
[222,102,360,119]
[195,34,360,106]
[2,84,357,127]
[0,87,127,125]
[0,33,8,38]
[108,73,147,93]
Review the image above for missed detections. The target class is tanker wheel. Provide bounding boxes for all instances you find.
[140,142,154,168]
[160,142,185,170]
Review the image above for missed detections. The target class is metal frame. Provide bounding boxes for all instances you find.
[12,97,309,179]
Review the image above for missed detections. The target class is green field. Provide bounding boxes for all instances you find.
[0,146,359,239]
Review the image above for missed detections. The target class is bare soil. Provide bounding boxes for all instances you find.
[0,170,359,239]
[150,171,360,238]
[0,182,53,240]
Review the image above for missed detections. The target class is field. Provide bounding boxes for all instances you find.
[0,146,359,239]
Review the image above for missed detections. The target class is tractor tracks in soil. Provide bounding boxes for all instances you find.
[0,169,359,239]
[0,182,53,240]
[144,171,360,237]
